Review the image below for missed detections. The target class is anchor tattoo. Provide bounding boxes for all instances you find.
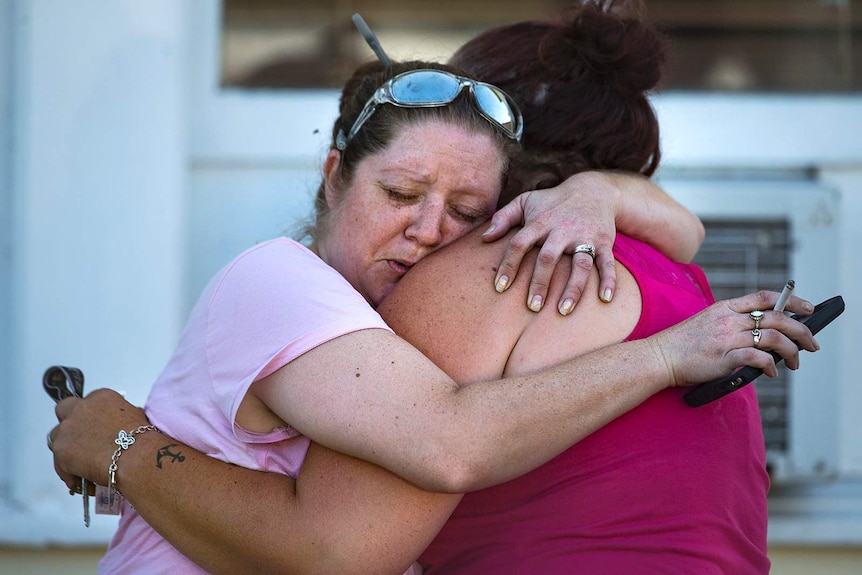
[156,444,186,469]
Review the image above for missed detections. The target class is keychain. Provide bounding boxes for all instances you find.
[43,366,122,523]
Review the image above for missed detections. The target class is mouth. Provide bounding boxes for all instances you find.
[387,259,415,275]
[375,259,418,305]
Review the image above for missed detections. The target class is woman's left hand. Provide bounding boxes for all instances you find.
[483,172,617,315]
[49,389,150,491]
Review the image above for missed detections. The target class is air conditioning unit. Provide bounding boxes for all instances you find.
[660,172,841,483]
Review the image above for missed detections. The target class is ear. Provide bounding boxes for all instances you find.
[322,149,342,208]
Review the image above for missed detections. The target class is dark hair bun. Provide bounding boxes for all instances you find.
[543,0,666,98]
[450,0,666,197]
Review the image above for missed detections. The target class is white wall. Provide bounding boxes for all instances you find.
[2,0,186,543]
[0,0,15,509]
[2,0,861,549]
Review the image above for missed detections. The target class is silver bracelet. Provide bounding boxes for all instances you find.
[108,425,159,497]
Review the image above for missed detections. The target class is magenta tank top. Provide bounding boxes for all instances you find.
[419,234,770,574]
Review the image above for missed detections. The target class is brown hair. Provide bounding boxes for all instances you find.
[450,0,667,205]
[303,60,519,243]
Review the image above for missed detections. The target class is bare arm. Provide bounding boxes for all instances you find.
[49,254,815,574]
[486,171,705,311]
[54,292,815,497]
[251,327,671,491]
[606,172,704,262]
[254,279,817,493]
[53,394,455,575]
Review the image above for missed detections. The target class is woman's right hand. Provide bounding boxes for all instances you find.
[649,291,818,388]
[482,174,617,314]
[483,171,706,316]
[49,388,151,492]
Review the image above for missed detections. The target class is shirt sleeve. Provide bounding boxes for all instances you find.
[204,239,393,430]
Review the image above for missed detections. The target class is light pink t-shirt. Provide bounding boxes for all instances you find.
[99,238,392,574]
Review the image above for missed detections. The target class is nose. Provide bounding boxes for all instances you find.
[405,200,445,247]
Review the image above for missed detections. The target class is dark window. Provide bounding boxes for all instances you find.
[221,0,861,92]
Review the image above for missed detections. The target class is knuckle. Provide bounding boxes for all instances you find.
[555,215,578,229]
[531,276,550,291]
[532,211,553,226]
[714,313,735,333]
[498,259,517,275]
[573,256,593,272]
[758,329,774,349]
[566,282,585,301]
[507,235,531,253]
[593,229,613,245]
[739,346,759,364]
[755,290,773,307]
[536,249,558,267]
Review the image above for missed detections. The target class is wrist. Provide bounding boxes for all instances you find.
[600,172,626,224]
[572,170,623,220]
[108,425,161,497]
[639,337,676,391]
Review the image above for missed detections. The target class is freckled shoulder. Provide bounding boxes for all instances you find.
[378,227,529,384]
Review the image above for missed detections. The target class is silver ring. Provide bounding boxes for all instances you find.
[749,310,764,331]
[47,430,54,450]
[574,244,596,260]
[752,329,762,348]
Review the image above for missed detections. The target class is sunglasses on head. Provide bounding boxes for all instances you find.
[336,15,523,151]
[336,69,524,150]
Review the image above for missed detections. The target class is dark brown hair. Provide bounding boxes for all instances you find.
[450,0,667,205]
[304,60,519,242]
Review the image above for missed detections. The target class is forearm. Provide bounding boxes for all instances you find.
[112,435,456,575]
[53,389,457,574]
[437,337,671,490]
[108,432,311,574]
[255,329,672,494]
[94,345,670,569]
[116,338,664,570]
[601,171,704,262]
[369,290,815,494]
[50,395,318,574]
[251,293,811,495]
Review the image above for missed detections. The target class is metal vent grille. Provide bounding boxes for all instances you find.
[692,219,792,453]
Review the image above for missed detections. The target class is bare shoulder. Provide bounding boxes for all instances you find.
[392,227,503,298]
[378,227,528,383]
[377,226,644,383]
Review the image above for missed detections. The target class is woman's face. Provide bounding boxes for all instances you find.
[320,120,505,307]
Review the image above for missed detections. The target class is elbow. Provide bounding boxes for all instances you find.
[682,214,706,262]
[677,213,705,263]
[410,455,491,494]
[691,217,706,257]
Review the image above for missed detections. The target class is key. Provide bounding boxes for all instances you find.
[43,366,92,527]
[43,366,85,402]
[82,478,90,527]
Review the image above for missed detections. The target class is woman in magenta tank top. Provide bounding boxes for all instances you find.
[414,3,770,572]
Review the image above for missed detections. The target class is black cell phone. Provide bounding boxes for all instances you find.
[684,296,845,407]
[43,365,85,403]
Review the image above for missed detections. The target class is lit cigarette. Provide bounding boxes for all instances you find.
[774,280,795,312]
